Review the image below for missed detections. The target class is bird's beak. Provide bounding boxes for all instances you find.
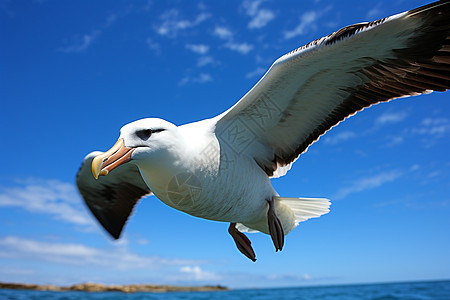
[91,139,135,179]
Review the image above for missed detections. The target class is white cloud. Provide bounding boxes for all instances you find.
[178,73,213,86]
[59,30,101,53]
[242,0,275,29]
[366,4,383,20]
[427,171,441,178]
[179,265,219,281]
[178,77,190,86]
[185,44,209,55]
[267,273,312,281]
[0,266,35,277]
[225,42,253,54]
[284,10,318,40]
[192,73,213,83]
[213,26,233,40]
[241,0,262,16]
[105,13,117,27]
[0,236,196,270]
[197,56,215,67]
[375,111,408,126]
[195,12,210,24]
[136,238,150,245]
[412,118,450,137]
[0,234,333,287]
[410,164,420,172]
[323,131,356,145]
[334,170,403,199]
[58,13,117,53]
[212,26,252,55]
[249,9,275,29]
[0,179,93,227]
[180,270,319,288]
[155,10,210,38]
[146,37,161,54]
[384,135,404,147]
[246,67,266,79]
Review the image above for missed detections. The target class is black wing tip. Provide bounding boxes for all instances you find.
[263,0,450,177]
[408,0,450,16]
[86,205,125,240]
[76,161,151,241]
[106,227,122,240]
[324,0,450,47]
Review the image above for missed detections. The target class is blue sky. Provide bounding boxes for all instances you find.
[1,0,449,289]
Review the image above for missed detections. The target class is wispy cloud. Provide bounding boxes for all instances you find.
[249,9,275,29]
[284,10,319,40]
[0,179,93,227]
[213,271,319,288]
[212,25,253,55]
[179,265,220,281]
[136,238,150,245]
[375,111,408,126]
[225,42,253,54]
[59,30,101,53]
[0,236,196,270]
[246,67,266,79]
[146,37,161,54]
[58,13,117,53]
[384,135,404,147]
[334,170,403,200]
[366,3,383,20]
[213,26,233,40]
[283,5,334,40]
[178,73,213,86]
[266,273,312,281]
[155,10,210,38]
[165,268,318,287]
[323,131,356,145]
[412,117,450,137]
[197,56,215,67]
[0,235,325,287]
[185,44,209,55]
[242,0,275,29]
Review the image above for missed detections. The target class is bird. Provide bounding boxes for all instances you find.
[76,0,450,262]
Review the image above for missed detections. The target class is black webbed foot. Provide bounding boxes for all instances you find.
[228,223,256,262]
[267,198,284,251]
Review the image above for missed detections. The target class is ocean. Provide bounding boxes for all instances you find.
[0,280,449,300]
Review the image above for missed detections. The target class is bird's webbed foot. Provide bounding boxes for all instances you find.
[228,223,256,262]
[267,198,284,251]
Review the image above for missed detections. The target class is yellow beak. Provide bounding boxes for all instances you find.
[91,139,135,179]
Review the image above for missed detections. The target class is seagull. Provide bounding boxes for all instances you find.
[77,1,450,262]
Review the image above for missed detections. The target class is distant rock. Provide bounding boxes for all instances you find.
[0,282,228,293]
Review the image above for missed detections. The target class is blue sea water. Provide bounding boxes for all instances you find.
[0,280,449,300]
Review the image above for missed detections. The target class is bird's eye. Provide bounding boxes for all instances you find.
[136,129,152,140]
[136,128,165,140]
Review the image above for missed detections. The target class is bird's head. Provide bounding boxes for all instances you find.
[91,118,178,179]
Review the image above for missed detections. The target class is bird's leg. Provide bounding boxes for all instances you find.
[267,198,284,251]
[228,223,256,262]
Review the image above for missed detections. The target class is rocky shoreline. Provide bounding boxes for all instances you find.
[0,282,228,293]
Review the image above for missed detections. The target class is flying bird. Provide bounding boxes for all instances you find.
[77,1,450,261]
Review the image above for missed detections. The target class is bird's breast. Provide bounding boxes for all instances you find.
[144,155,273,223]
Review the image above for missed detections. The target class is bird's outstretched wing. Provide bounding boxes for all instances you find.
[215,1,450,178]
[76,152,151,239]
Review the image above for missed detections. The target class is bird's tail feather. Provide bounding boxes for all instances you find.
[276,196,331,226]
[236,197,330,234]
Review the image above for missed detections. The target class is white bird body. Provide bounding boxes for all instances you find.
[123,117,289,234]
[76,1,450,261]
